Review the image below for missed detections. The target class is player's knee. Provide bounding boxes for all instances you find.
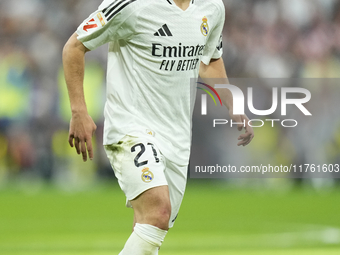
[149,205,171,230]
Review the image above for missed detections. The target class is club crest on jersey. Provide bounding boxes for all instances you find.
[200,16,209,36]
[141,167,154,183]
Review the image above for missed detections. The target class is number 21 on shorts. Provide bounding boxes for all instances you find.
[131,143,160,167]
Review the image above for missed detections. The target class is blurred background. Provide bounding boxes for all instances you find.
[1,0,340,254]
[1,0,340,186]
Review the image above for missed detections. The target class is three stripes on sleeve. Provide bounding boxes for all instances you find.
[102,0,137,21]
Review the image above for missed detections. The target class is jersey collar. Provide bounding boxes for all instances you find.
[166,0,195,5]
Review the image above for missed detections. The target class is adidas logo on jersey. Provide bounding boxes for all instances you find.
[154,24,173,36]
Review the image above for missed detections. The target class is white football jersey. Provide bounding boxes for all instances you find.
[77,0,225,165]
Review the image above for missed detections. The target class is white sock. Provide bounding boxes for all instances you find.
[119,223,168,255]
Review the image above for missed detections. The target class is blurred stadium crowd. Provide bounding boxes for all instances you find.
[0,0,340,187]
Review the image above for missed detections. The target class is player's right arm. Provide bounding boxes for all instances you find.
[63,1,137,161]
[62,32,97,162]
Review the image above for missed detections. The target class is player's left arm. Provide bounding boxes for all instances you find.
[199,58,254,146]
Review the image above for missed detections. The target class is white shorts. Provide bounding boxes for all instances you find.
[104,135,188,228]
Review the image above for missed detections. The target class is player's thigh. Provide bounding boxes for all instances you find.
[130,185,171,226]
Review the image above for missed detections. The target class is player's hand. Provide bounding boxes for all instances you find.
[68,112,97,162]
[229,111,254,146]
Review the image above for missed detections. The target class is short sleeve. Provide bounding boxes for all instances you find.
[76,0,138,50]
[201,2,225,65]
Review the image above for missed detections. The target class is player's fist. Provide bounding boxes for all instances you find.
[68,112,97,162]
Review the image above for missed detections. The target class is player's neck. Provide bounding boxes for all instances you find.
[173,0,191,11]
